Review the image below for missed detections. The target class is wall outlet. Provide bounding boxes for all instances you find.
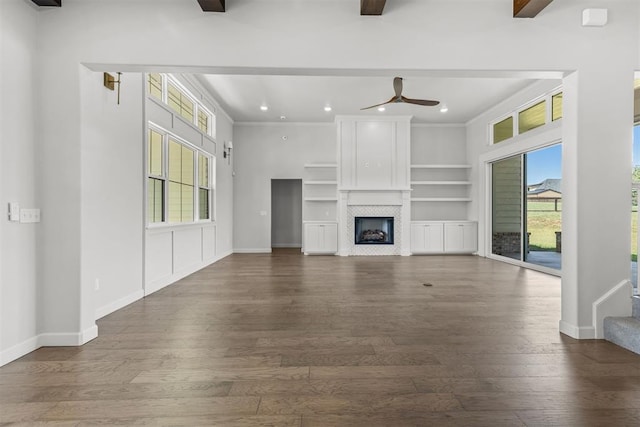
[19,208,41,223]
[260,210,267,216]
[95,279,100,291]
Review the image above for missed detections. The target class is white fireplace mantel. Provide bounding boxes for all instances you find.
[335,116,413,256]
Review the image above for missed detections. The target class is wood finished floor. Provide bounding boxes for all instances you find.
[3,249,640,426]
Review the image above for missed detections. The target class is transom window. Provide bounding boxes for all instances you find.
[147,125,214,225]
[147,73,216,139]
[491,89,563,144]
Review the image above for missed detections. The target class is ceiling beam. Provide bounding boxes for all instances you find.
[513,0,553,18]
[361,0,386,16]
[31,0,61,6]
[198,0,225,12]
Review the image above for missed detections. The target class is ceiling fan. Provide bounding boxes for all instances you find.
[361,77,440,110]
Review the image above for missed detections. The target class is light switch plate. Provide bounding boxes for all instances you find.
[8,202,20,221]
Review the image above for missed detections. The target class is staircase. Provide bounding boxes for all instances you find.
[604,295,640,354]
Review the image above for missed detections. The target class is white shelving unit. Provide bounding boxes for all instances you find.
[303,164,338,254]
[411,164,471,208]
[409,164,476,253]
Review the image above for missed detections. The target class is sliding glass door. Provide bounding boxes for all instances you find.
[491,144,562,271]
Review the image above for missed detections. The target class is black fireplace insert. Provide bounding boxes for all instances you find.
[354,216,394,245]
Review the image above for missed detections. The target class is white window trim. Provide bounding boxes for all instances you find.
[146,122,214,228]
[148,73,216,139]
[488,85,563,145]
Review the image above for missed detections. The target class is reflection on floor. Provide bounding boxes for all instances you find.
[499,251,639,291]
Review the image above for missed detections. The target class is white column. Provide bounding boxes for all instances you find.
[560,68,635,338]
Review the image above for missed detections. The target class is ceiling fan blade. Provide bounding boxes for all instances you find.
[393,77,403,98]
[360,96,398,110]
[401,96,440,107]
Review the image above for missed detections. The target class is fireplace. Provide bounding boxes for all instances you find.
[354,217,394,245]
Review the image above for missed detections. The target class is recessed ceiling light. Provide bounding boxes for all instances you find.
[377,106,386,112]
[260,105,268,111]
[280,115,286,120]
[324,106,332,112]
[440,104,448,113]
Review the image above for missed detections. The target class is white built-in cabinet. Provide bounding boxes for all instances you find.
[302,163,338,254]
[303,223,338,254]
[411,221,477,254]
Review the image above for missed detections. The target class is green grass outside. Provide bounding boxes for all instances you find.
[526,201,638,262]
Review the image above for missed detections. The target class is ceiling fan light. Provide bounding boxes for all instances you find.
[260,105,268,111]
[440,104,449,113]
[324,106,332,112]
[377,106,386,112]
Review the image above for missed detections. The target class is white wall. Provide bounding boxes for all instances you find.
[144,75,234,294]
[80,70,144,321]
[0,0,39,364]
[233,123,335,252]
[2,0,639,363]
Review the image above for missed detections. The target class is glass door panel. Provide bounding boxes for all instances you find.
[524,145,562,270]
[491,155,523,261]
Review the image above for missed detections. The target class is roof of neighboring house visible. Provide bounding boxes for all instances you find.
[528,178,561,195]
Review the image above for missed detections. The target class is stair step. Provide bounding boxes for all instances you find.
[604,316,640,355]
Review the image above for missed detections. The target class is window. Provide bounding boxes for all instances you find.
[148,73,163,101]
[490,89,562,144]
[198,110,210,134]
[147,125,213,225]
[168,83,195,123]
[168,139,195,223]
[493,117,514,144]
[198,154,211,220]
[147,73,216,138]
[552,92,563,121]
[518,101,546,134]
[147,129,164,223]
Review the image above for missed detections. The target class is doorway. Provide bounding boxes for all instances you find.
[271,179,303,249]
[490,144,562,272]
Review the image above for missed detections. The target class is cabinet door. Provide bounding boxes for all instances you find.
[304,223,337,254]
[444,222,477,253]
[411,223,444,253]
[323,223,338,253]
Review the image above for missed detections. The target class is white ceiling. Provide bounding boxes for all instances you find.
[197,73,541,124]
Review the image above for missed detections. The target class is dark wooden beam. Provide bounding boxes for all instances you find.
[31,0,61,6]
[514,0,553,18]
[198,0,225,12]
[361,0,386,16]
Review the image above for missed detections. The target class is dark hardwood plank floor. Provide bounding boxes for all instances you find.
[2,249,640,425]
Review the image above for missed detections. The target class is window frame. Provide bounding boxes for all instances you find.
[146,73,216,139]
[146,122,214,227]
[489,87,563,145]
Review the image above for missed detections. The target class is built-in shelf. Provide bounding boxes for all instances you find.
[304,180,338,185]
[411,164,471,169]
[411,198,472,202]
[304,197,339,201]
[411,181,471,185]
[304,163,338,168]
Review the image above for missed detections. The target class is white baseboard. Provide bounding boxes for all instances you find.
[96,289,145,320]
[271,243,302,248]
[1,324,99,367]
[233,248,272,253]
[145,252,230,297]
[559,320,596,339]
[0,335,39,366]
[40,324,98,347]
